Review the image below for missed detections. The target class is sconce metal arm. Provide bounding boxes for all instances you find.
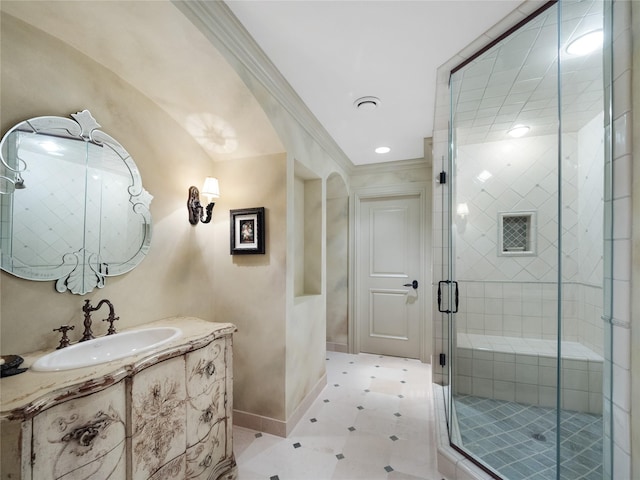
[188,186,214,225]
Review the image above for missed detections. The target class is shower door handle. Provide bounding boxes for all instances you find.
[437,280,459,313]
[453,281,459,313]
[437,280,448,313]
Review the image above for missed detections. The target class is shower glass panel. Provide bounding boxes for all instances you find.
[446,1,610,479]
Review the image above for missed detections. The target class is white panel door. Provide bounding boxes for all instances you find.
[358,195,421,358]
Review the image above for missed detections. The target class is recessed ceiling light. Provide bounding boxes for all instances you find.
[375,146,391,154]
[354,96,380,111]
[566,30,603,56]
[507,125,530,138]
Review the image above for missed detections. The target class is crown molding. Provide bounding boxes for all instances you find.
[172,0,354,175]
[351,157,430,177]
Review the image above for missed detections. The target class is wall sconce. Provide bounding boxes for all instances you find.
[456,202,469,234]
[188,177,220,225]
[457,203,469,219]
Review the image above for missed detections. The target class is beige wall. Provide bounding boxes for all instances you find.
[0,1,437,437]
[350,159,431,190]
[211,154,288,421]
[0,3,356,435]
[0,14,221,353]
[0,13,290,425]
[326,173,349,350]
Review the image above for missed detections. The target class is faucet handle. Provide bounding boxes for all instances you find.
[53,325,75,349]
[103,315,119,336]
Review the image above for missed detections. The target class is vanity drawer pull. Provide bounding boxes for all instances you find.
[201,407,214,424]
[200,454,213,468]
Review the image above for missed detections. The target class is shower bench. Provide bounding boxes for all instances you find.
[454,333,603,414]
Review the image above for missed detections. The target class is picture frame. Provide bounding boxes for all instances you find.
[230,207,265,255]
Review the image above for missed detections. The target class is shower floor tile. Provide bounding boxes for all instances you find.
[454,395,602,480]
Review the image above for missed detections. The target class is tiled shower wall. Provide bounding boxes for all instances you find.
[454,113,604,355]
[457,281,603,356]
[431,1,632,478]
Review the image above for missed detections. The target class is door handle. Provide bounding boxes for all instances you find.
[403,280,418,290]
[437,280,447,312]
[453,280,459,313]
[437,280,459,313]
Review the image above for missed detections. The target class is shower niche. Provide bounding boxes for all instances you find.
[443,1,612,479]
[498,212,536,256]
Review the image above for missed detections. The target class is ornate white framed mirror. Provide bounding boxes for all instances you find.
[0,110,152,294]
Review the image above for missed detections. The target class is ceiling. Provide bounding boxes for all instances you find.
[3,1,602,171]
[225,0,527,165]
[1,1,285,162]
[450,0,604,146]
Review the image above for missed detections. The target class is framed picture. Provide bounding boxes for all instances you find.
[230,207,265,255]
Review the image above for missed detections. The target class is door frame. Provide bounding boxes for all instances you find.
[349,182,431,363]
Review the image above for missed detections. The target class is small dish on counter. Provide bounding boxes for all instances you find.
[1,355,27,377]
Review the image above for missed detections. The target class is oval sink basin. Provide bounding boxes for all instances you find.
[31,327,182,372]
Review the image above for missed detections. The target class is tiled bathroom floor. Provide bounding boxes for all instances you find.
[454,395,603,480]
[233,351,445,480]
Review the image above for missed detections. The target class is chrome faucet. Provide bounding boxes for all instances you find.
[81,299,119,341]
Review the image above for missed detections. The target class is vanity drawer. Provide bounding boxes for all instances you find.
[31,382,126,480]
[186,378,226,448]
[148,454,185,480]
[185,339,228,447]
[130,356,187,480]
[186,420,227,479]
[2,320,236,480]
[186,338,226,385]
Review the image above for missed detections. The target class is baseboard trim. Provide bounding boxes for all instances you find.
[326,342,349,353]
[233,372,327,437]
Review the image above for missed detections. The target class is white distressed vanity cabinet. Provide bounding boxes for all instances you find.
[0,318,236,480]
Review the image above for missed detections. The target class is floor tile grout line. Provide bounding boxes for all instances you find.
[234,351,439,480]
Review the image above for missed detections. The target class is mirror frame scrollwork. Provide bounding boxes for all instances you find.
[0,110,153,294]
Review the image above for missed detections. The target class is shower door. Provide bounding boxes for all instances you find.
[445,1,612,479]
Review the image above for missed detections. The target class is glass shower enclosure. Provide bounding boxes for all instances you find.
[443,1,613,479]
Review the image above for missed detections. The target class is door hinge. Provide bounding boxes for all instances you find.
[439,353,446,367]
[438,171,447,184]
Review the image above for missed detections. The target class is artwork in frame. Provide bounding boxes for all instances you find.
[230,207,265,255]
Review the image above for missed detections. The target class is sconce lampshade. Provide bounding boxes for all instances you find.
[202,177,220,200]
[457,203,469,217]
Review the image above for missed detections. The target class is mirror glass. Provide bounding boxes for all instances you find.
[0,110,152,294]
